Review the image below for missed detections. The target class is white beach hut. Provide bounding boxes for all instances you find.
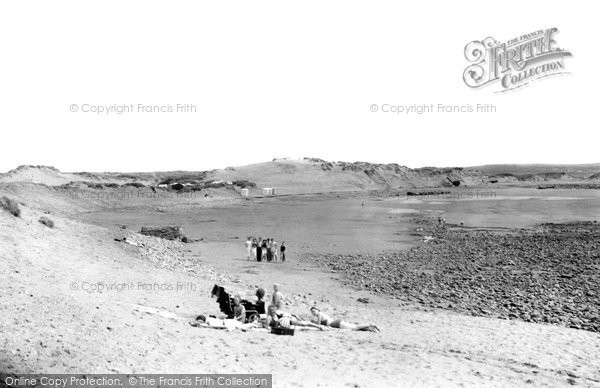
[262,188,276,196]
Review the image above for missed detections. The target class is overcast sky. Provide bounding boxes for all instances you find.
[0,1,597,172]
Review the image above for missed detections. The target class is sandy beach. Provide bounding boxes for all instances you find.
[2,171,600,387]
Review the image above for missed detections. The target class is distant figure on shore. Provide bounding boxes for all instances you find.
[261,240,268,261]
[272,284,283,310]
[246,237,252,260]
[272,240,278,262]
[266,239,273,262]
[256,237,263,261]
[310,307,379,332]
[251,238,257,261]
[280,242,286,262]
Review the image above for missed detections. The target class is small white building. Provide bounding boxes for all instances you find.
[262,187,276,196]
[240,188,249,197]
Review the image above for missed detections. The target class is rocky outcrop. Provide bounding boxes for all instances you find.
[0,196,21,217]
[140,226,186,241]
[302,217,600,332]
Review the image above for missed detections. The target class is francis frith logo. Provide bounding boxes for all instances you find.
[463,28,572,92]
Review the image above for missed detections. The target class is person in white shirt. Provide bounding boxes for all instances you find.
[246,237,252,260]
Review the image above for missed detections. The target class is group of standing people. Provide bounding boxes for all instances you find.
[246,237,286,263]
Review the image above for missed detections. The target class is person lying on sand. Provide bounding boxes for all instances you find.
[309,306,380,332]
[266,305,323,330]
[190,315,262,331]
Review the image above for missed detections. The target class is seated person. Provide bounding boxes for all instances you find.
[266,305,323,330]
[309,306,379,332]
[233,295,246,322]
[256,287,266,303]
[272,284,283,310]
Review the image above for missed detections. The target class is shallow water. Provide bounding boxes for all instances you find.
[83,188,600,257]
[83,194,416,256]
[382,188,600,228]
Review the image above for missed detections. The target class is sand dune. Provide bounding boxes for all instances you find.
[4,159,599,198]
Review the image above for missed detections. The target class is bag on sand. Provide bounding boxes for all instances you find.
[271,326,295,336]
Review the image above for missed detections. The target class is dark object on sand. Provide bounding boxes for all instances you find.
[0,196,21,217]
[39,216,54,228]
[232,180,256,189]
[271,327,295,336]
[447,177,461,187]
[140,226,186,241]
[357,297,370,304]
[211,285,265,322]
[406,190,451,197]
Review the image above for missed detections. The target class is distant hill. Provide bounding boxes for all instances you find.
[209,158,482,194]
[2,159,599,194]
[0,165,158,187]
[0,165,94,186]
[466,164,600,179]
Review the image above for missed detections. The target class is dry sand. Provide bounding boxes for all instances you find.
[1,185,600,387]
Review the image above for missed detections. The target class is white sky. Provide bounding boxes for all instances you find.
[0,1,597,172]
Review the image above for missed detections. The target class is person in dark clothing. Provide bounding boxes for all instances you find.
[280,242,286,262]
[266,239,273,262]
[256,237,263,262]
